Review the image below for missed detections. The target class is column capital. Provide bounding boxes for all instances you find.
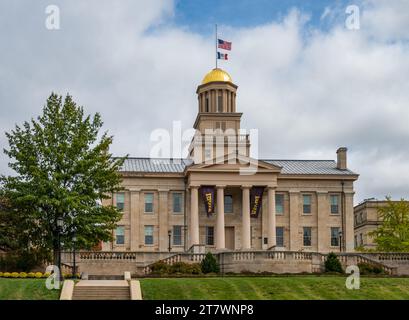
[267,186,277,191]
[216,185,226,189]
[189,185,200,190]
[128,188,141,192]
[241,184,252,190]
[158,189,170,193]
[316,191,328,195]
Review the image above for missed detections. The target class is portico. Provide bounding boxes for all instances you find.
[186,155,281,251]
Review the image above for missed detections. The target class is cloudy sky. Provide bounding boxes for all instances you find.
[0,0,408,203]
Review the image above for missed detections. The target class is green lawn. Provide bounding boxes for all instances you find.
[140,276,409,300]
[2,276,409,300]
[0,279,60,300]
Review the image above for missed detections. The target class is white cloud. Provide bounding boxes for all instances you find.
[0,1,408,203]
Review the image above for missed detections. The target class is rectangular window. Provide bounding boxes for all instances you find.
[276,227,284,247]
[331,227,340,247]
[217,94,223,112]
[115,226,124,245]
[173,226,182,246]
[144,193,154,213]
[359,233,363,246]
[224,195,233,213]
[144,226,154,245]
[276,194,284,215]
[173,193,182,213]
[330,195,339,214]
[116,193,125,211]
[354,235,358,248]
[303,195,312,214]
[303,227,312,246]
[205,96,209,112]
[206,226,214,246]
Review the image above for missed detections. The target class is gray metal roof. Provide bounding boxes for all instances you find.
[120,158,192,173]
[263,160,357,175]
[119,158,357,176]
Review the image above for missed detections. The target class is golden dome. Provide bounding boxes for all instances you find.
[201,68,233,85]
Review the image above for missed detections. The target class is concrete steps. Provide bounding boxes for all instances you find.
[72,280,130,300]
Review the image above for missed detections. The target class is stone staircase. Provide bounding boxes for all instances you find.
[72,280,131,300]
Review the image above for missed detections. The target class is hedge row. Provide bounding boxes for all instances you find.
[0,272,80,279]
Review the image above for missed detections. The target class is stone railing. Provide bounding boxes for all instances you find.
[78,251,139,260]
[322,253,398,275]
[143,253,207,274]
[229,250,313,261]
[61,250,409,276]
[365,253,409,261]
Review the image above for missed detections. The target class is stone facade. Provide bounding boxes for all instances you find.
[102,68,359,256]
[353,199,409,249]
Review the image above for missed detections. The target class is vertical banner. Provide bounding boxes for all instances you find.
[250,187,265,218]
[201,186,215,217]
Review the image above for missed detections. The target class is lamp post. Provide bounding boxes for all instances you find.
[72,232,77,279]
[168,230,172,253]
[56,217,64,282]
[339,231,343,252]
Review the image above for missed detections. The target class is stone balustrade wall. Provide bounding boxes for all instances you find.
[61,251,409,276]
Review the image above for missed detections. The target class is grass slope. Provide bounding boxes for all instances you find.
[140,276,409,300]
[0,279,60,300]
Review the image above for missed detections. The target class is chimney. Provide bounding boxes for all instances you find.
[336,147,348,170]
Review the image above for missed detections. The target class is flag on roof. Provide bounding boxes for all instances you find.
[217,52,228,60]
[218,39,232,51]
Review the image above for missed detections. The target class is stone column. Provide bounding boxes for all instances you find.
[241,185,251,249]
[317,191,328,253]
[158,189,169,251]
[267,187,277,249]
[130,189,141,251]
[216,185,226,250]
[289,190,300,251]
[211,90,216,112]
[190,186,200,247]
[223,90,228,113]
[227,91,231,112]
[344,191,355,252]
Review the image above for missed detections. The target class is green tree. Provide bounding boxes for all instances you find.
[0,93,126,264]
[370,197,409,252]
[201,252,219,274]
[324,252,343,273]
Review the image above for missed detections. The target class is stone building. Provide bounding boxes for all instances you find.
[353,199,408,249]
[102,68,359,254]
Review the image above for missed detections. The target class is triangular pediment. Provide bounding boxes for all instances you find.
[186,152,282,173]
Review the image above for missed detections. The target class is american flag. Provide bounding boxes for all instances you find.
[218,39,232,51]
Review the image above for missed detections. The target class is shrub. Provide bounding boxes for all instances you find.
[325,252,343,273]
[19,272,27,278]
[3,272,11,278]
[0,272,3,277]
[189,263,202,275]
[11,272,19,278]
[358,262,385,275]
[201,252,219,274]
[34,272,43,278]
[27,272,36,278]
[43,272,51,278]
[150,261,171,275]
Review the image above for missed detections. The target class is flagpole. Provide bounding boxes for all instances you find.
[215,24,218,69]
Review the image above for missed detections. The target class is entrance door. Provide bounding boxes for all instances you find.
[225,227,235,250]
